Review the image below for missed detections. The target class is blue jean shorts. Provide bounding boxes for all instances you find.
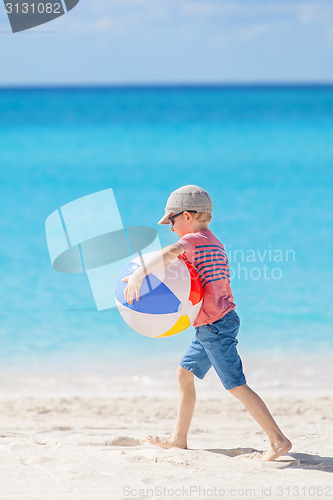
[179,309,247,390]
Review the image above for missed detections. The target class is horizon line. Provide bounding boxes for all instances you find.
[1,81,333,90]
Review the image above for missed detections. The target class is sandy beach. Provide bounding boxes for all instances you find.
[0,384,332,500]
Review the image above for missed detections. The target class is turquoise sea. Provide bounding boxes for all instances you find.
[0,85,332,393]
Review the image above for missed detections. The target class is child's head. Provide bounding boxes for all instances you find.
[158,185,212,237]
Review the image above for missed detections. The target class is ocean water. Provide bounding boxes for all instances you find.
[0,85,332,393]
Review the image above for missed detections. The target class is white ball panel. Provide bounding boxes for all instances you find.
[116,299,181,338]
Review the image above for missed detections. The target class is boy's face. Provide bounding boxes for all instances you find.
[170,211,196,237]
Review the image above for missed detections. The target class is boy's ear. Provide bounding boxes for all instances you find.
[185,211,195,221]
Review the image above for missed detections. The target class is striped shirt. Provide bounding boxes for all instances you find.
[178,228,236,327]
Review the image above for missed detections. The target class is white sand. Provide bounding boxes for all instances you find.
[0,387,332,500]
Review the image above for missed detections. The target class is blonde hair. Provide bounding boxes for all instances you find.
[194,212,212,223]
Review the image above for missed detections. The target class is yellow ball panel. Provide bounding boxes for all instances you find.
[156,315,191,338]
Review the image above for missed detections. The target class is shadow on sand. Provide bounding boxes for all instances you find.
[203,448,333,472]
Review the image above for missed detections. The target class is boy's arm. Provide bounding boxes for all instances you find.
[122,243,185,305]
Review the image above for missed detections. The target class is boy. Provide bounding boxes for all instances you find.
[122,185,292,461]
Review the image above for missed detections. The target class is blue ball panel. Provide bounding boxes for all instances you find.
[115,264,180,314]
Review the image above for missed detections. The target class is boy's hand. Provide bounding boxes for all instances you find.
[120,244,185,305]
[121,270,144,305]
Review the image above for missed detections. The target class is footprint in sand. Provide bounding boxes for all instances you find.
[33,439,58,446]
[126,454,151,464]
[105,436,142,446]
[38,456,57,464]
[249,451,295,463]
[78,436,143,447]
[250,451,264,460]
[154,456,191,468]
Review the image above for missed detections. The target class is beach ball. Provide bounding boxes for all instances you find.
[115,252,203,338]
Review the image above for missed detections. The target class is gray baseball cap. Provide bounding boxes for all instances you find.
[158,185,213,225]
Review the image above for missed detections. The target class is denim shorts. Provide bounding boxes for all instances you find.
[179,309,247,390]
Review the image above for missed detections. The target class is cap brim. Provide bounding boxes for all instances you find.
[157,212,172,225]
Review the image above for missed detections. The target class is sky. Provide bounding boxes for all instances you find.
[1,0,333,85]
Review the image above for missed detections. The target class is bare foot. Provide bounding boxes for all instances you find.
[251,438,292,461]
[147,434,188,450]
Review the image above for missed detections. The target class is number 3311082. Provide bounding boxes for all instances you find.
[5,3,62,14]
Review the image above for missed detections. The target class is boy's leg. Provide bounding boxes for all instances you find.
[147,335,212,449]
[196,311,292,461]
[228,384,292,461]
[173,366,196,443]
[147,366,195,449]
